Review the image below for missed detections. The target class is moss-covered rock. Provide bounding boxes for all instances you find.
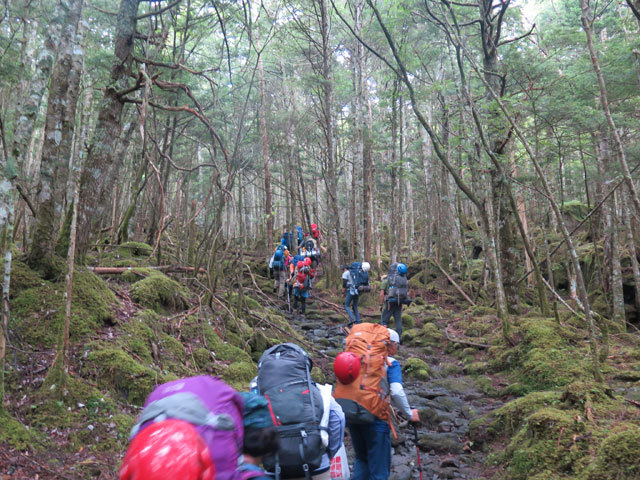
[469,391,563,446]
[129,271,190,312]
[403,357,431,380]
[505,408,586,479]
[119,241,153,257]
[401,314,415,330]
[464,321,491,338]
[587,426,640,479]
[222,361,257,391]
[83,343,161,405]
[11,269,117,348]
[193,347,213,369]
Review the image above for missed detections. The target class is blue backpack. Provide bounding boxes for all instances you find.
[349,262,369,291]
[272,246,285,271]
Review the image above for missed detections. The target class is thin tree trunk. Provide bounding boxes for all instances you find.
[609,191,625,329]
[256,29,273,249]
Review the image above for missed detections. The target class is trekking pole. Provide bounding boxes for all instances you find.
[287,283,291,312]
[412,424,423,480]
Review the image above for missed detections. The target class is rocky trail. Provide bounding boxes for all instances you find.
[276,286,506,480]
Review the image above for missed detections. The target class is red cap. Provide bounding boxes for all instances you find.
[119,419,215,480]
[334,352,361,385]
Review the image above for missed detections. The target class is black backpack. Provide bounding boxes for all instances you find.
[349,262,370,293]
[257,343,325,479]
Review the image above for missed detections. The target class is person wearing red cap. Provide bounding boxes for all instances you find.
[119,419,215,480]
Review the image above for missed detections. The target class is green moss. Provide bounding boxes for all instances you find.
[119,241,153,257]
[193,347,212,369]
[203,325,252,363]
[403,357,431,380]
[120,267,157,283]
[11,269,117,348]
[470,391,563,446]
[311,366,326,384]
[158,332,186,363]
[587,426,640,479]
[401,314,415,330]
[464,321,491,338]
[83,343,161,405]
[9,258,43,297]
[222,361,257,391]
[121,316,155,364]
[505,408,586,479]
[0,413,37,450]
[129,271,190,312]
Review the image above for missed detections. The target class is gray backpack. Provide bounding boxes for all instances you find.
[257,343,325,479]
[387,262,408,303]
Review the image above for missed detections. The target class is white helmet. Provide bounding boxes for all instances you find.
[362,262,371,272]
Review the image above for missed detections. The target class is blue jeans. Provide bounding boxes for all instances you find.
[381,301,403,339]
[344,291,360,324]
[349,421,391,480]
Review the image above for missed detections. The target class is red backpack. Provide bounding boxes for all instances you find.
[311,223,320,239]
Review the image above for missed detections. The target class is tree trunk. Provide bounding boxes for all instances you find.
[28,0,84,274]
[256,29,273,249]
[77,0,141,255]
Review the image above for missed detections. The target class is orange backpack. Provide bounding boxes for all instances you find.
[333,323,391,423]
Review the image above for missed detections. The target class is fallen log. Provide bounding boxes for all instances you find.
[429,258,476,306]
[89,265,207,275]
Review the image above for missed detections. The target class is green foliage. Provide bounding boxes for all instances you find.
[0,413,37,450]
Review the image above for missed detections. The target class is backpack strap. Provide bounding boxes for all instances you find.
[129,392,235,439]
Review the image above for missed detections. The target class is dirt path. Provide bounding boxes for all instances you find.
[280,291,504,480]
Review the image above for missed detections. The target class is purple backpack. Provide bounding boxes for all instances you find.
[130,376,262,480]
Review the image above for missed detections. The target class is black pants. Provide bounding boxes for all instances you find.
[293,296,306,314]
[381,301,403,339]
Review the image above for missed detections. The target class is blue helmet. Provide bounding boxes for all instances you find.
[397,263,408,275]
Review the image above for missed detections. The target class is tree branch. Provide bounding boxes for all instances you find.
[136,0,181,20]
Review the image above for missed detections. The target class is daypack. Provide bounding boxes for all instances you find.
[296,226,304,243]
[333,323,391,424]
[311,224,320,239]
[257,344,325,478]
[273,245,285,271]
[349,262,370,293]
[129,376,262,480]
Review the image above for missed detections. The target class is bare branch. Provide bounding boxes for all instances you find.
[137,0,182,20]
[498,23,535,46]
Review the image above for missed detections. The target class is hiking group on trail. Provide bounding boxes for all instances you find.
[119,329,419,480]
[120,229,422,479]
[270,224,323,314]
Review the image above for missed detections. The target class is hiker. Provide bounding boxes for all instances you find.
[342,262,371,326]
[296,225,304,248]
[333,325,419,480]
[282,230,294,251]
[305,257,316,287]
[310,223,322,245]
[120,375,267,480]
[255,343,346,480]
[119,419,215,479]
[380,262,411,340]
[293,260,311,315]
[300,237,319,265]
[270,243,289,298]
[237,391,281,480]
